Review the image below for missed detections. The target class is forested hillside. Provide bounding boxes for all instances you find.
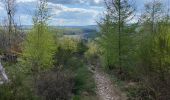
[0,0,170,100]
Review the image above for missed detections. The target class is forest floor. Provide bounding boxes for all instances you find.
[91,66,127,100]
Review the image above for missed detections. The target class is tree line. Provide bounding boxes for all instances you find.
[98,0,170,99]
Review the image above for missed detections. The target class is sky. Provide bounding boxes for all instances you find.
[0,0,169,26]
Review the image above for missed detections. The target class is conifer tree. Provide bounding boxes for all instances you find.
[139,0,170,98]
[140,0,163,34]
[99,0,135,72]
[98,14,116,69]
[139,0,164,75]
[22,0,56,74]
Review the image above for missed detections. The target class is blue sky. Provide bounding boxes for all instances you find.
[0,0,168,26]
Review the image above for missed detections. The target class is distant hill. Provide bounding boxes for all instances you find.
[21,25,99,40]
[22,25,99,31]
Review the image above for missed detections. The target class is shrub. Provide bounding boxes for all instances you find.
[85,41,99,65]
[36,70,74,100]
[0,63,37,100]
[77,41,88,55]
[54,37,79,67]
[73,65,96,95]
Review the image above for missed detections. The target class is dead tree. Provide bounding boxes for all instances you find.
[4,0,16,52]
[1,0,22,62]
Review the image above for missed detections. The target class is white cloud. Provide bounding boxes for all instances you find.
[0,0,103,26]
[16,0,36,3]
[94,0,102,4]
[48,3,99,16]
[0,2,4,10]
[48,0,103,6]
[16,14,32,25]
[47,2,101,26]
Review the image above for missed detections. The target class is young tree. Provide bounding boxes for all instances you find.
[99,0,135,73]
[139,0,164,76]
[139,0,170,99]
[98,14,116,69]
[140,0,163,34]
[22,0,56,75]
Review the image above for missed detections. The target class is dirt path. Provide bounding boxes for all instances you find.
[93,67,127,100]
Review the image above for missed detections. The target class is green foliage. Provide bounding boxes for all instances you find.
[98,15,135,71]
[85,41,100,66]
[67,58,96,99]
[98,15,118,69]
[22,23,56,72]
[97,0,170,99]
[22,0,56,74]
[72,95,98,100]
[77,41,88,55]
[126,84,154,100]
[138,21,170,98]
[85,41,99,60]
[54,37,79,67]
[0,63,38,100]
[56,52,95,95]
[151,23,170,73]
[74,65,95,95]
[59,37,78,52]
[54,37,96,98]
[98,0,135,72]
[36,70,74,100]
[134,1,170,99]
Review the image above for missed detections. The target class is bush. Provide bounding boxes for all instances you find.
[36,70,74,100]
[74,66,95,94]
[85,41,99,65]
[54,37,96,99]
[77,41,88,55]
[125,84,155,100]
[54,37,79,67]
[138,23,170,99]
[0,83,37,100]
[0,63,37,100]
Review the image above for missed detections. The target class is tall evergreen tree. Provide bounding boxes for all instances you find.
[98,14,117,69]
[99,0,135,73]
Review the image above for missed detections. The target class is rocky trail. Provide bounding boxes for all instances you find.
[91,66,127,100]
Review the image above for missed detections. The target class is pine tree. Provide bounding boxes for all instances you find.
[99,0,135,72]
[98,14,118,69]
[22,0,56,74]
[139,0,170,98]
[139,0,164,75]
